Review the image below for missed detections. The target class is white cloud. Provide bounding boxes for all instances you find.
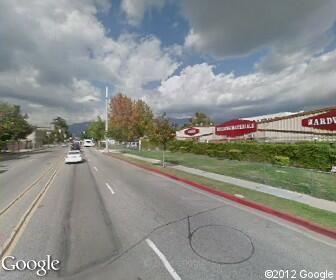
[182,0,336,58]
[2,0,336,126]
[121,0,165,25]
[148,49,336,120]
[174,0,336,119]
[0,0,178,125]
[102,35,179,95]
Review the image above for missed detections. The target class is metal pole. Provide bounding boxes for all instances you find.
[105,86,109,153]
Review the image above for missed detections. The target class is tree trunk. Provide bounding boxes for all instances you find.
[162,142,166,167]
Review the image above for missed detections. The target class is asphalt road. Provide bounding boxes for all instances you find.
[0,148,62,211]
[0,147,335,280]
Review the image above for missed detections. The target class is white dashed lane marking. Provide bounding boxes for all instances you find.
[105,182,115,195]
[146,239,181,280]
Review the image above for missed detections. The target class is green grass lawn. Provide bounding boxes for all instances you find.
[112,153,336,230]
[123,149,336,202]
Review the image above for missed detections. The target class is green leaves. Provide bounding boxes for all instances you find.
[168,140,336,171]
[0,102,32,142]
[108,93,154,142]
[148,113,175,150]
[85,117,105,141]
[191,112,213,126]
[50,117,70,143]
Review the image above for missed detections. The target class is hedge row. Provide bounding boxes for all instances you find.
[168,141,336,171]
[141,140,161,151]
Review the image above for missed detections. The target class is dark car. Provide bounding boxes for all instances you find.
[70,142,81,151]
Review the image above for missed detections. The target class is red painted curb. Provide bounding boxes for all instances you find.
[108,154,336,240]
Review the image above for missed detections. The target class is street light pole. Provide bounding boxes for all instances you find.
[105,86,109,153]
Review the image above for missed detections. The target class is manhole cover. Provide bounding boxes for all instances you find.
[190,225,254,264]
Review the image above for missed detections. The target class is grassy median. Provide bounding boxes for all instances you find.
[111,152,336,230]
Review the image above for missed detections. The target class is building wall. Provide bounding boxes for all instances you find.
[176,126,216,142]
[26,127,52,148]
[175,107,336,143]
[256,108,336,142]
[4,140,32,152]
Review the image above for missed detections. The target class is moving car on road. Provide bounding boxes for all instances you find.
[70,142,81,151]
[83,139,95,147]
[65,150,83,164]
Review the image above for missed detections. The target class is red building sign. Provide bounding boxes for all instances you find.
[184,127,200,136]
[215,119,257,137]
[302,110,336,131]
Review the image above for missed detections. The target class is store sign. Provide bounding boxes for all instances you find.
[215,119,257,137]
[184,127,200,136]
[302,110,336,131]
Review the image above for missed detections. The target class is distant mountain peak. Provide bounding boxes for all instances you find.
[69,121,90,136]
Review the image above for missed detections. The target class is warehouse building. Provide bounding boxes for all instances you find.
[250,106,336,142]
[176,106,336,143]
[176,126,215,142]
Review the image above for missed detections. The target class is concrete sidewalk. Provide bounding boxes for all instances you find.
[123,153,336,213]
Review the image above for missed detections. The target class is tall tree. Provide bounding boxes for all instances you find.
[109,93,133,141]
[191,112,212,126]
[148,113,175,166]
[0,102,32,143]
[51,117,70,143]
[85,117,105,141]
[130,99,153,140]
[108,93,153,142]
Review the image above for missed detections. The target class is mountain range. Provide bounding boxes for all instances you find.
[69,118,192,137]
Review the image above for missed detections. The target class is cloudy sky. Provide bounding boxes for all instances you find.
[1,0,336,125]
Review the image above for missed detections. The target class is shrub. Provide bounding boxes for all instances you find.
[168,140,336,171]
[227,149,242,160]
[206,149,217,157]
[141,139,161,151]
[215,150,227,159]
[0,141,5,150]
[273,155,290,166]
[179,146,189,153]
[167,141,178,152]
[191,144,207,154]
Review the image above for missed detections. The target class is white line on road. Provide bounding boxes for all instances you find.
[105,182,115,195]
[93,166,98,172]
[146,239,181,280]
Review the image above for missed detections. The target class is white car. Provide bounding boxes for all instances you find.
[83,139,95,147]
[126,142,138,149]
[65,150,83,164]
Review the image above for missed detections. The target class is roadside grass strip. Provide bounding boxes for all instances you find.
[124,150,336,202]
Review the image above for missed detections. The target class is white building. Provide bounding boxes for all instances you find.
[176,126,217,142]
[253,106,336,142]
[26,127,52,148]
[175,106,336,143]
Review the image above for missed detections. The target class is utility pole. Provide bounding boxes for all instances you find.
[105,86,109,153]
